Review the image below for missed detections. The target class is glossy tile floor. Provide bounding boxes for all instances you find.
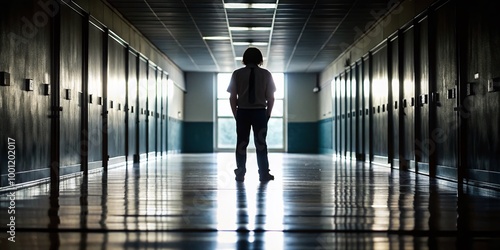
[1,153,500,249]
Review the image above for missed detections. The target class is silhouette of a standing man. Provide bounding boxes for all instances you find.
[227,47,276,182]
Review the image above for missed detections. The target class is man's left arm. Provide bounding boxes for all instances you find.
[230,91,238,119]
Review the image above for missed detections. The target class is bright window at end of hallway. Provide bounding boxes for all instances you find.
[216,73,284,150]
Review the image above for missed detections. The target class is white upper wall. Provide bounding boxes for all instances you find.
[169,80,185,120]
[184,72,216,122]
[286,73,318,123]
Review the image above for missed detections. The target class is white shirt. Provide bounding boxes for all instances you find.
[227,64,276,109]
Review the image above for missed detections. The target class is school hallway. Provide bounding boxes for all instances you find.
[2,0,500,249]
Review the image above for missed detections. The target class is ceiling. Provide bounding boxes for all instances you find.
[105,0,394,73]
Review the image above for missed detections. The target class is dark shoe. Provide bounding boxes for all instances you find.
[235,175,245,182]
[259,173,274,182]
[234,169,246,182]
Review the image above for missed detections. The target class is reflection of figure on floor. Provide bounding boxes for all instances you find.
[235,182,267,250]
[227,47,276,182]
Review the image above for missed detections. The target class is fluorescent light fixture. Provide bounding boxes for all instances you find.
[233,42,269,46]
[235,57,267,61]
[251,27,272,31]
[203,36,231,40]
[229,27,272,31]
[229,27,250,31]
[224,3,277,9]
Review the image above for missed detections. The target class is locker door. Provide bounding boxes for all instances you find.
[339,73,345,157]
[415,17,431,174]
[371,44,390,164]
[432,2,458,179]
[0,2,52,187]
[127,50,138,162]
[87,23,104,170]
[107,35,127,163]
[403,26,416,170]
[156,71,163,156]
[159,72,169,156]
[59,6,82,173]
[350,66,358,160]
[390,36,400,167]
[356,61,364,160]
[466,1,500,187]
[331,77,337,155]
[137,57,148,161]
[336,77,342,157]
[147,64,157,158]
[345,69,352,159]
[126,48,139,161]
[363,55,372,161]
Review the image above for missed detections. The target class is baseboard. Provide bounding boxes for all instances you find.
[393,159,411,170]
[88,161,102,171]
[0,163,82,192]
[467,169,500,192]
[0,168,50,190]
[60,163,82,176]
[409,160,417,171]
[356,153,365,161]
[0,157,129,192]
[109,156,126,167]
[319,148,334,154]
[372,155,390,167]
[345,151,356,160]
[365,154,371,163]
[147,152,157,159]
[417,162,430,175]
[436,164,457,181]
[392,158,400,168]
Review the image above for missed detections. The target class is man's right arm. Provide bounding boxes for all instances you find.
[227,72,238,119]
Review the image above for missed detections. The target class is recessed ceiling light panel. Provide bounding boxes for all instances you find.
[224,3,277,9]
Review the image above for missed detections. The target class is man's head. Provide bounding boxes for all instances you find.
[242,47,263,66]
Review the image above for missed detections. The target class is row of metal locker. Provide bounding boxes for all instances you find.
[328,0,500,189]
[0,3,176,188]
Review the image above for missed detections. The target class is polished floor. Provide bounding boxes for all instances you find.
[1,153,500,249]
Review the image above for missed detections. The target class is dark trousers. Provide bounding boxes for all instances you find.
[235,109,269,175]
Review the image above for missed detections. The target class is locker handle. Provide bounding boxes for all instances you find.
[431,92,440,103]
[420,94,428,106]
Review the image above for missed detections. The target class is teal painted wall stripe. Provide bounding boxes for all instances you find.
[168,118,183,153]
[288,122,318,153]
[318,118,333,154]
[183,122,214,153]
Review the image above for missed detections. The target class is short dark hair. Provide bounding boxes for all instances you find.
[242,47,263,66]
